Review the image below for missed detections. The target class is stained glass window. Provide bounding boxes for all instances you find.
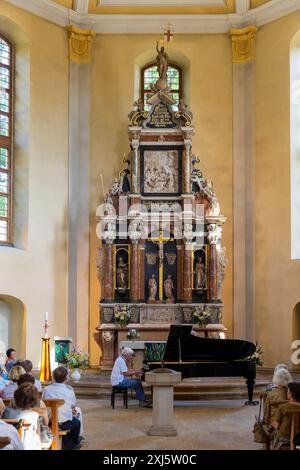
[141,63,183,111]
[0,35,12,244]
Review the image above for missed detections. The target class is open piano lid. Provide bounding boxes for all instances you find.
[163,325,256,362]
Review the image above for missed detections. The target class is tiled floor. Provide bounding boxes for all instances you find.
[78,398,262,450]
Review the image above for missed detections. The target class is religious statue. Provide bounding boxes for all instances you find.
[148,274,157,302]
[164,274,174,303]
[194,258,206,290]
[116,256,128,290]
[156,42,168,81]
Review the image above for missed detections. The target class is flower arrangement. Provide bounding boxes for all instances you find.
[113,305,131,327]
[127,329,140,341]
[193,307,210,325]
[243,343,264,366]
[65,349,89,369]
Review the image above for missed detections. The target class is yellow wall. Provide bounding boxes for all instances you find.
[0,0,69,366]
[3,1,300,369]
[89,34,233,365]
[255,12,300,367]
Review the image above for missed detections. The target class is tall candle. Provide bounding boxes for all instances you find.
[45,312,48,322]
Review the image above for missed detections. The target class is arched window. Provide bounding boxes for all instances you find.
[141,63,183,111]
[0,35,13,244]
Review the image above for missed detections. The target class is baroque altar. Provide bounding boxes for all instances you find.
[96,46,227,369]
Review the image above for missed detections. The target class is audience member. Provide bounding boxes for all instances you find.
[3,383,41,450]
[42,366,81,450]
[5,349,17,373]
[0,354,9,383]
[271,381,300,449]
[110,347,151,407]
[264,368,292,425]
[0,398,23,450]
[266,364,290,392]
[0,365,26,399]
[20,360,42,393]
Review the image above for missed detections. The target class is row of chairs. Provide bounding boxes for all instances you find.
[260,392,300,450]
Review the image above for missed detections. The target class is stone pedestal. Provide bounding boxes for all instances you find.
[145,368,181,436]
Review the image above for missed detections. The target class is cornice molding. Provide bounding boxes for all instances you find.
[2,0,300,33]
[98,0,227,5]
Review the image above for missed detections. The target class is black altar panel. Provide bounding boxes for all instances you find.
[193,247,208,302]
[145,240,159,301]
[140,145,182,197]
[163,240,177,301]
[114,245,130,301]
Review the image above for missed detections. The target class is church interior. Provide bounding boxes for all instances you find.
[1,0,300,453]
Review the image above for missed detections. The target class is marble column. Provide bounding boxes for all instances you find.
[139,240,146,302]
[67,26,95,351]
[104,241,114,301]
[231,26,257,340]
[130,240,140,302]
[176,241,184,302]
[100,328,116,371]
[183,243,193,302]
[208,224,221,301]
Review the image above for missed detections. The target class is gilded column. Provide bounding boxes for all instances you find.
[104,241,114,301]
[208,224,222,301]
[230,25,257,340]
[67,25,96,65]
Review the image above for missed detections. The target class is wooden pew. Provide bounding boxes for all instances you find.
[0,437,11,449]
[2,419,30,440]
[3,397,67,450]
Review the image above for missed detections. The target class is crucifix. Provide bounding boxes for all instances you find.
[149,226,172,301]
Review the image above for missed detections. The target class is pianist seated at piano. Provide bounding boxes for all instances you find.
[110,347,151,408]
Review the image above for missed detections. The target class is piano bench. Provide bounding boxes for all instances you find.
[111,386,128,409]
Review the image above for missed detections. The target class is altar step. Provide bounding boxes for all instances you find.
[72,374,268,401]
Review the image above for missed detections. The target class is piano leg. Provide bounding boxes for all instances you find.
[245,377,259,406]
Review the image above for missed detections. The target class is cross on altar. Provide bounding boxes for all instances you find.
[164,25,174,43]
[149,227,172,301]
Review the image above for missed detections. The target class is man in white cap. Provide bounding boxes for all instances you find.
[110,347,151,407]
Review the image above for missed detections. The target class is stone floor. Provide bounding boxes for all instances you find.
[78,398,262,450]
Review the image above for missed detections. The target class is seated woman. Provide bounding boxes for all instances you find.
[3,382,41,450]
[8,374,49,427]
[263,368,292,426]
[271,381,300,449]
[0,398,23,450]
[0,365,26,399]
[266,364,291,392]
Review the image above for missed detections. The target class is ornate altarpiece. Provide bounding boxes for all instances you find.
[96,52,227,369]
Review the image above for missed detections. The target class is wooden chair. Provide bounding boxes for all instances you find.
[286,408,300,450]
[43,398,67,450]
[0,436,11,449]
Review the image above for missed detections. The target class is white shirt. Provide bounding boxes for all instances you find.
[0,419,24,450]
[1,382,17,399]
[34,379,42,392]
[42,382,76,423]
[110,356,128,386]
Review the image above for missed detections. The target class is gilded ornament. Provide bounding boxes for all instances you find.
[230,26,258,64]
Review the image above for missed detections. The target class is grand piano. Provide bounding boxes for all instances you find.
[144,325,258,405]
